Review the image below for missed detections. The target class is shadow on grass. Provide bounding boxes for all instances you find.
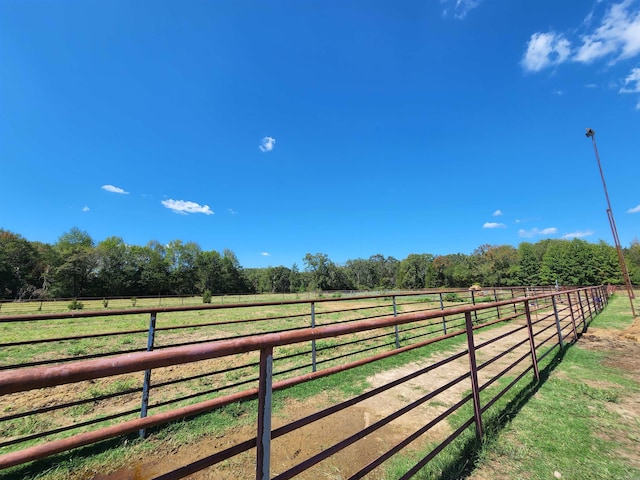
[2,434,140,480]
[432,345,569,480]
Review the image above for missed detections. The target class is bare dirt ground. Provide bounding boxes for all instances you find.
[90,314,563,480]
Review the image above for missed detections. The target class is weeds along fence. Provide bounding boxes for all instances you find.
[0,285,609,477]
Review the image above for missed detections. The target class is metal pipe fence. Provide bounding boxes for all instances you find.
[0,286,608,478]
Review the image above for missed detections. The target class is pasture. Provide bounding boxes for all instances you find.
[2,287,630,479]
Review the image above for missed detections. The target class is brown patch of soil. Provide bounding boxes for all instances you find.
[90,318,552,480]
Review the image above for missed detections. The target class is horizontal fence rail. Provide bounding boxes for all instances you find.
[0,286,610,478]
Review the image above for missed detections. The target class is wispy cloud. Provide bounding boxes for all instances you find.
[161,199,214,215]
[102,184,129,195]
[492,209,503,216]
[259,136,276,152]
[620,67,640,109]
[563,230,594,239]
[522,1,640,108]
[228,208,238,215]
[628,204,640,213]
[441,0,483,19]
[82,206,90,212]
[518,227,558,238]
[261,252,271,257]
[574,1,640,64]
[483,222,506,229]
[552,89,565,96]
[521,32,571,72]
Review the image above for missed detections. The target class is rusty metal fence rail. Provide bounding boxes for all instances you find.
[0,285,608,478]
[0,286,540,449]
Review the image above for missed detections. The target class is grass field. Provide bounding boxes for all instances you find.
[0,288,623,479]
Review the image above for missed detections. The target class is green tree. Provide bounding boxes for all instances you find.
[626,239,640,285]
[221,249,251,293]
[432,253,472,287]
[303,253,333,291]
[516,242,541,286]
[166,240,201,295]
[396,253,434,289]
[0,230,42,299]
[344,258,376,290]
[289,263,302,292]
[471,244,518,286]
[266,266,292,293]
[138,241,170,296]
[95,236,134,296]
[53,228,97,297]
[368,254,399,289]
[197,249,224,294]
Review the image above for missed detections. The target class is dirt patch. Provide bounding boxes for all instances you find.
[90,318,551,480]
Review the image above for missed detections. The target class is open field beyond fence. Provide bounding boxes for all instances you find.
[0,286,610,479]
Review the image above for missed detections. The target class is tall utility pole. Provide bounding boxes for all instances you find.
[585,128,636,318]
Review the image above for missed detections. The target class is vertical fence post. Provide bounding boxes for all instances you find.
[584,289,594,323]
[511,288,517,314]
[551,295,564,350]
[493,288,500,319]
[464,311,483,441]
[524,300,540,382]
[470,290,478,323]
[310,302,316,372]
[439,292,447,334]
[566,292,578,341]
[256,347,273,480]
[592,288,602,313]
[393,296,400,349]
[600,286,607,307]
[576,291,587,333]
[139,312,157,439]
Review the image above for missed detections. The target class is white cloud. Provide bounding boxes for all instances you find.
[102,184,129,195]
[552,89,564,95]
[521,32,572,72]
[518,227,558,238]
[523,1,640,107]
[574,1,640,64]
[623,67,640,92]
[82,206,90,212]
[563,230,594,239]
[492,209,503,216]
[259,136,276,152]
[228,208,238,214]
[628,204,640,213]
[261,252,271,256]
[161,199,214,215]
[441,0,483,19]
[483,222,506,229]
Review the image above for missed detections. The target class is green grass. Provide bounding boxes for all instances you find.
[470,346,640,480]
[589,292,639,330]
[382,293,640,480]
[0,290,614,480]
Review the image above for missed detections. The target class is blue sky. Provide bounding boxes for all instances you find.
[1,0,640,269]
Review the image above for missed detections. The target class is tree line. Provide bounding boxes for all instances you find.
[1,227,638,301]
